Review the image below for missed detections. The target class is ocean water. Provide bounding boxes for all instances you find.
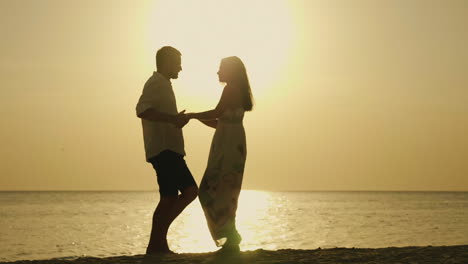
[0,191,467,262]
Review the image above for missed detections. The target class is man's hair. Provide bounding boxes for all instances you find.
[156,46,181,70]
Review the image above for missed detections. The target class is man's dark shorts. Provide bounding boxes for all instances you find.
[149,150,197,197]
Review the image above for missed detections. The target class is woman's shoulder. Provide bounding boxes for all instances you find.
[223,84,243,100]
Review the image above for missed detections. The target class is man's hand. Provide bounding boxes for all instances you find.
[173,110,189,128]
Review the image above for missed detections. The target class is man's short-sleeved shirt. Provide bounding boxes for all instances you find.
[136,72,185,161]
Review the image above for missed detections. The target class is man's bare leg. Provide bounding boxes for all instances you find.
[146,185,198,254]
[146,196,177,254]
[166,185,198,226]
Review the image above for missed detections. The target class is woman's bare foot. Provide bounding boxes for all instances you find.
[216,244,240,255]
[217,235,241,255]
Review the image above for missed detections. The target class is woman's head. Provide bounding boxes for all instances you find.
[218,56,254,111]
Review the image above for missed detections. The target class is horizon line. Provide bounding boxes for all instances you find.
[0,189,467,192]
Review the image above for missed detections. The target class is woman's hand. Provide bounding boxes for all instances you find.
[185,113,196,120]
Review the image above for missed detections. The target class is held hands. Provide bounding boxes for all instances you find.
[185,113,196,120]
[173,111,199,128]
[173,110,189,128]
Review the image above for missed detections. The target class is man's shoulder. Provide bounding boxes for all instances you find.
[144,74,164,90]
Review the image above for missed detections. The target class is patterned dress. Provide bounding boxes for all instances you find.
[199,107,246,246]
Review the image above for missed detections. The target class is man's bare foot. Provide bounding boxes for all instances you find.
[146,241,176,255]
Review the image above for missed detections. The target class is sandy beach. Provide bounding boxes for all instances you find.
[2,245,467,264]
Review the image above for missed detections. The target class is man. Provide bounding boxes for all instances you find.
[136,46,198,254]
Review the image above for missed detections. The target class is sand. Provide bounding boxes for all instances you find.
[2,245,467,264]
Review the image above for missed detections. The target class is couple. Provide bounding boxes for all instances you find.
[136,46,253,255]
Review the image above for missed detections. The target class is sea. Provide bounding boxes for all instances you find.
[0,191,467,262]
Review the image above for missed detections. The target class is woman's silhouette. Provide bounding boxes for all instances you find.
[187,56,253,253]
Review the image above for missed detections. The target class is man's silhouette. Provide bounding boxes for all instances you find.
[136,46,198,254]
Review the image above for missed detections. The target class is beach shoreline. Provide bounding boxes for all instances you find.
[2,245,467,264]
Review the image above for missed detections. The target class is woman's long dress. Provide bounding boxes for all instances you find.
[199,107,246,246]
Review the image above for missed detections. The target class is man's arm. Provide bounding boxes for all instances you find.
[137,108,176,123]
[138,108,188,128]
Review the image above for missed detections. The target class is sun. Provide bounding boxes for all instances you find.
[146,0,296,110]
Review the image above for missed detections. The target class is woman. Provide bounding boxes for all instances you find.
[187,56,253,253]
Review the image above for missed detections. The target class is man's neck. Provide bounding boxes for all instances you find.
[156,70,171,81]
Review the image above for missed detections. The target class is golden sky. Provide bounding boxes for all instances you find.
[1,0,467,191]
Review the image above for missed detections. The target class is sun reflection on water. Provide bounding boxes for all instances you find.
[167,190,274,253]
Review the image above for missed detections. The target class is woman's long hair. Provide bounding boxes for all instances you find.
[222,56,254,111]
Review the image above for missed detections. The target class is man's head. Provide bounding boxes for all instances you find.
[156,46,182,79]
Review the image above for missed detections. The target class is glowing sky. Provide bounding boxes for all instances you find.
[1,0,467,191]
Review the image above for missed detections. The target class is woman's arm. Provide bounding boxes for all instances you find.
[188,109,221,121]
[188,85,235,120]
[199,119,218,129]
